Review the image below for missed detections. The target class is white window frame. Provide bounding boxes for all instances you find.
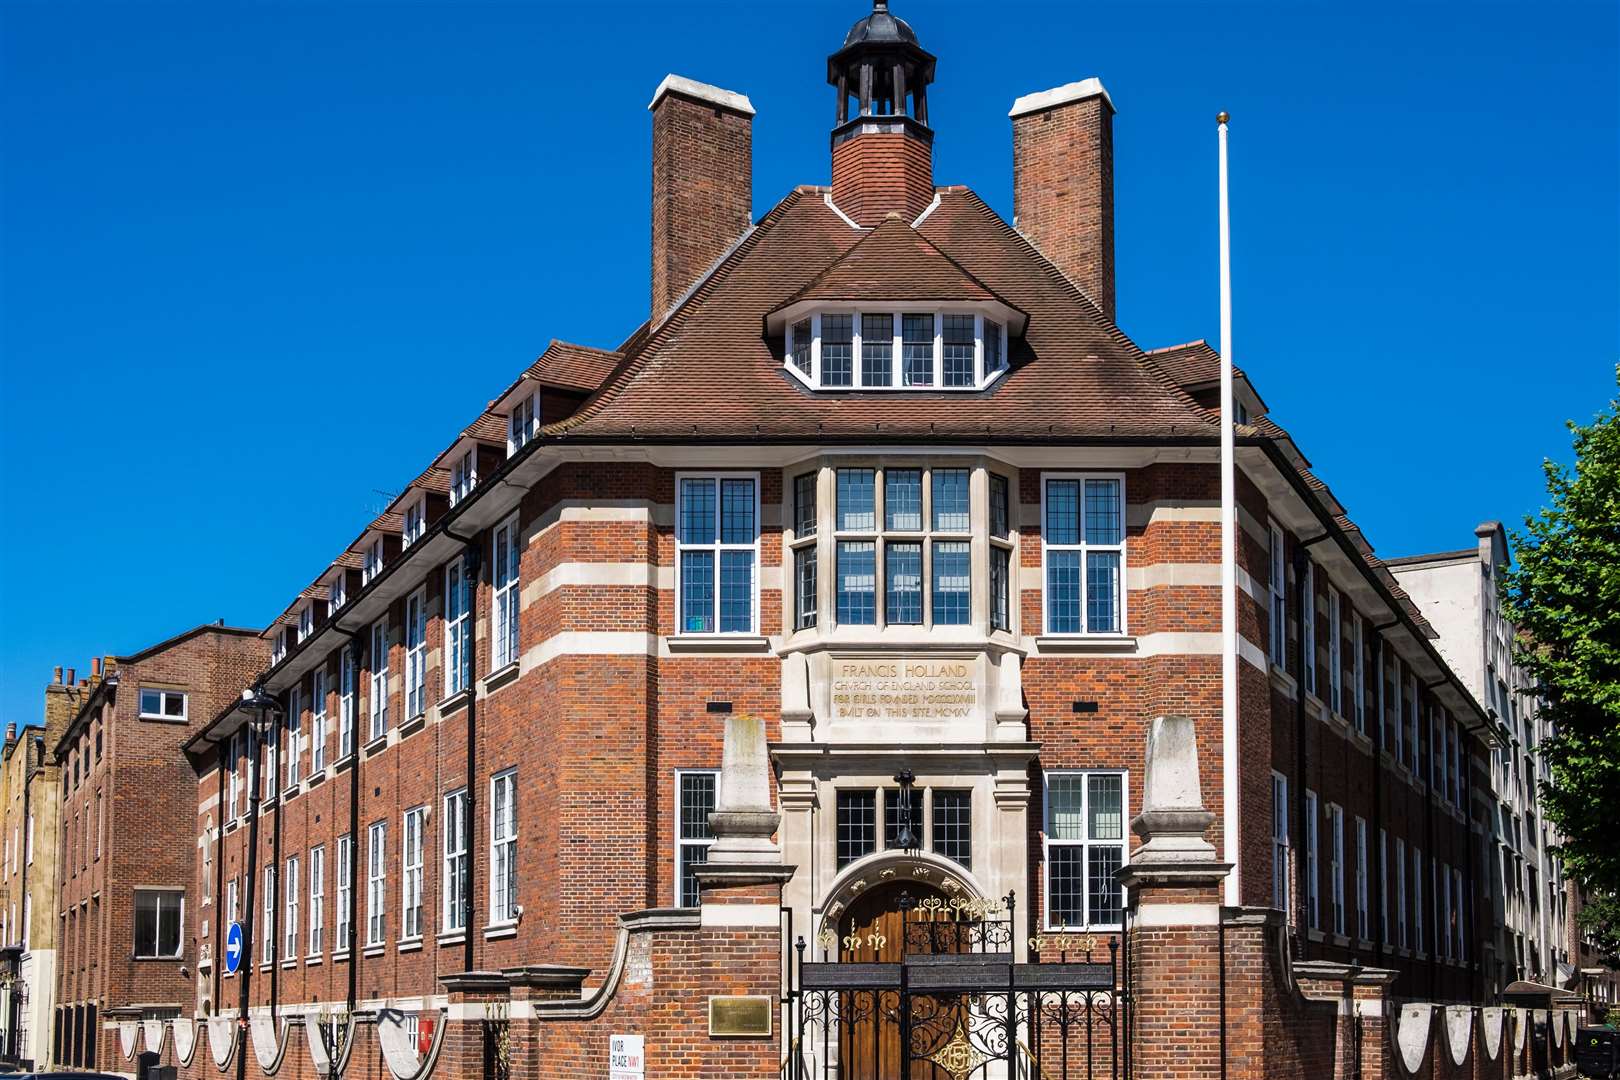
[492,515,522,669]
[1379,828,1389,942]
[226,877,239,930]
[404,587,427,719]
[674,472,761,636]
[444,560,471,698]
[1355,815,1369,941]
[490,769,518,926]
[1040,473,1128,637]
[310,669,327,774]
[336,834,353,954]
[1041,769,1129,931]
[339,648,356,759]
[402,497,426,549]
[1301,562,1317,696]
[284,855,300,959]
[368,618,389,744]
[366,821,386,946]
[262,865,276,963]
[1304,789,1320,930]
[361,536,384,585]
[1413,845,1425,954]
[284,687,302,788]
[226,732,241,821]
[1329,802,1345,936]
[1268,521,1287,667]
[450,447,476,506]
[402,806,426,942]
[271,628,288,665]
[1353,616,1367,733]
[138,688,188,721]
[133,889,184,959]
[329,571,347,612]
[297,604,314,642]
[1328,588,1342,714]
[1271,771,1289,914]
[1395,836,1408,949]
[782,308,1011,392]
[308,845,325,957]
[675,769,718,908]
[507,390,538,456]
[443,789,468,933]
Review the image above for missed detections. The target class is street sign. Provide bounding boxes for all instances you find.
[224,921,244,976]
[609,1034,644,1079]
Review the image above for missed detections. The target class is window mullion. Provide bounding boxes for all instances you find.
[933,313,942,387]
[975,313,984,386]
[891,311,902,388]
[851,312,863,389]
[811,313,821,386]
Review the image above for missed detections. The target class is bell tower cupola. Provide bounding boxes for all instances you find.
[827,1,937,226]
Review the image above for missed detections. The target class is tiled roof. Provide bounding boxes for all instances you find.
[1144,340,1247,388]
[554,188,1213,440]
[530,340,623,395]
[770,213,1008,312]
[409,465,452,496]
[464,412,507,444]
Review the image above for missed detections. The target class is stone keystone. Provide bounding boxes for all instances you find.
[707,714,782,864]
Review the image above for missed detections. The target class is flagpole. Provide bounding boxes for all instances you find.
[1218,110,1240,907]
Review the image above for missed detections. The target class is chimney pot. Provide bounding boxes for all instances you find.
[4,724,14,743]
[53,666,63,685]
[65,667,76,686]
[92,657,103,678]
[1010,78,1117,321]
[648,75,754,324]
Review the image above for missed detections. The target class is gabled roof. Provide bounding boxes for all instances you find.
[551,187,1213,440]
[769,212,1011,314]
[1144,340,1243,387]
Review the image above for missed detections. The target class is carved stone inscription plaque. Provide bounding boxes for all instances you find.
[828,657,978,722]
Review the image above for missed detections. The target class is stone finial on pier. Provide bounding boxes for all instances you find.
[706,714,782,865]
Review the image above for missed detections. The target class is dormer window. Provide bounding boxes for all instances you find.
[450,449,476,506]
[361,537,384,585]
[402,499,425,549]
[508,392,538,457]
[780,309,1012,391]
[296,605,314,643]
[329,572,347,612]
[272,628,289,665]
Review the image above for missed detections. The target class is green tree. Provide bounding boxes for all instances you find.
[1503,368,1620,964]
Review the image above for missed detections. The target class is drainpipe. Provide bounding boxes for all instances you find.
[1294,534,1331,960]
[212,741,226,1014]
[236,697,275,1080]
[445,537,483,976]
[1370,621,1398,966]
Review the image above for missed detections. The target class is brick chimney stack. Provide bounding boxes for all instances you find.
[648,75,754,325]
[826,1,938,226]
[1010,79,1117,321]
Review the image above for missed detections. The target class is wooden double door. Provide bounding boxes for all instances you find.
[837,882,970,1079]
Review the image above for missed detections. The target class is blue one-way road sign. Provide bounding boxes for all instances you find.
[224,921,244,976]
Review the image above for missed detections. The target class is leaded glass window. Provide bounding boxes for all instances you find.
[1045,771,1126,929]
[1043,476,1125,635]
[677,475,758,635]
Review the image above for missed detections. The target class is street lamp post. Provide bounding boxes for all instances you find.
[236,686,279,1080]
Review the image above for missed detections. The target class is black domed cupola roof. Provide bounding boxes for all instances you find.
[827,1,936,128]
[841,0,920,48]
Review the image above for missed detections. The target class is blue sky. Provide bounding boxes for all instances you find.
[1,0,1615,726]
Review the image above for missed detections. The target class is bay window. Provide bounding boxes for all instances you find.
[676,474,758,635]
[1042,475,1125,635]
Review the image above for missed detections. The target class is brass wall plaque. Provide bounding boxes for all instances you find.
[708,995,773,1036]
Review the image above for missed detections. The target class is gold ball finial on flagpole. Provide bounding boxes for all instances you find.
[1217,111,1230,124]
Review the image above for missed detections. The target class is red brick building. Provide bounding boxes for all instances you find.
[175,3,1504,1076]
[51,625,264,1072]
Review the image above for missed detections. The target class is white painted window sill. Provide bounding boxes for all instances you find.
[436,930,467,947]
[1034,635,1136,654]
[665,634,772,654]
[483,923,517,941]
[397,938,423,954]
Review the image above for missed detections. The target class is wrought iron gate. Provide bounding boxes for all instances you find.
[785,891,1129,1079]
